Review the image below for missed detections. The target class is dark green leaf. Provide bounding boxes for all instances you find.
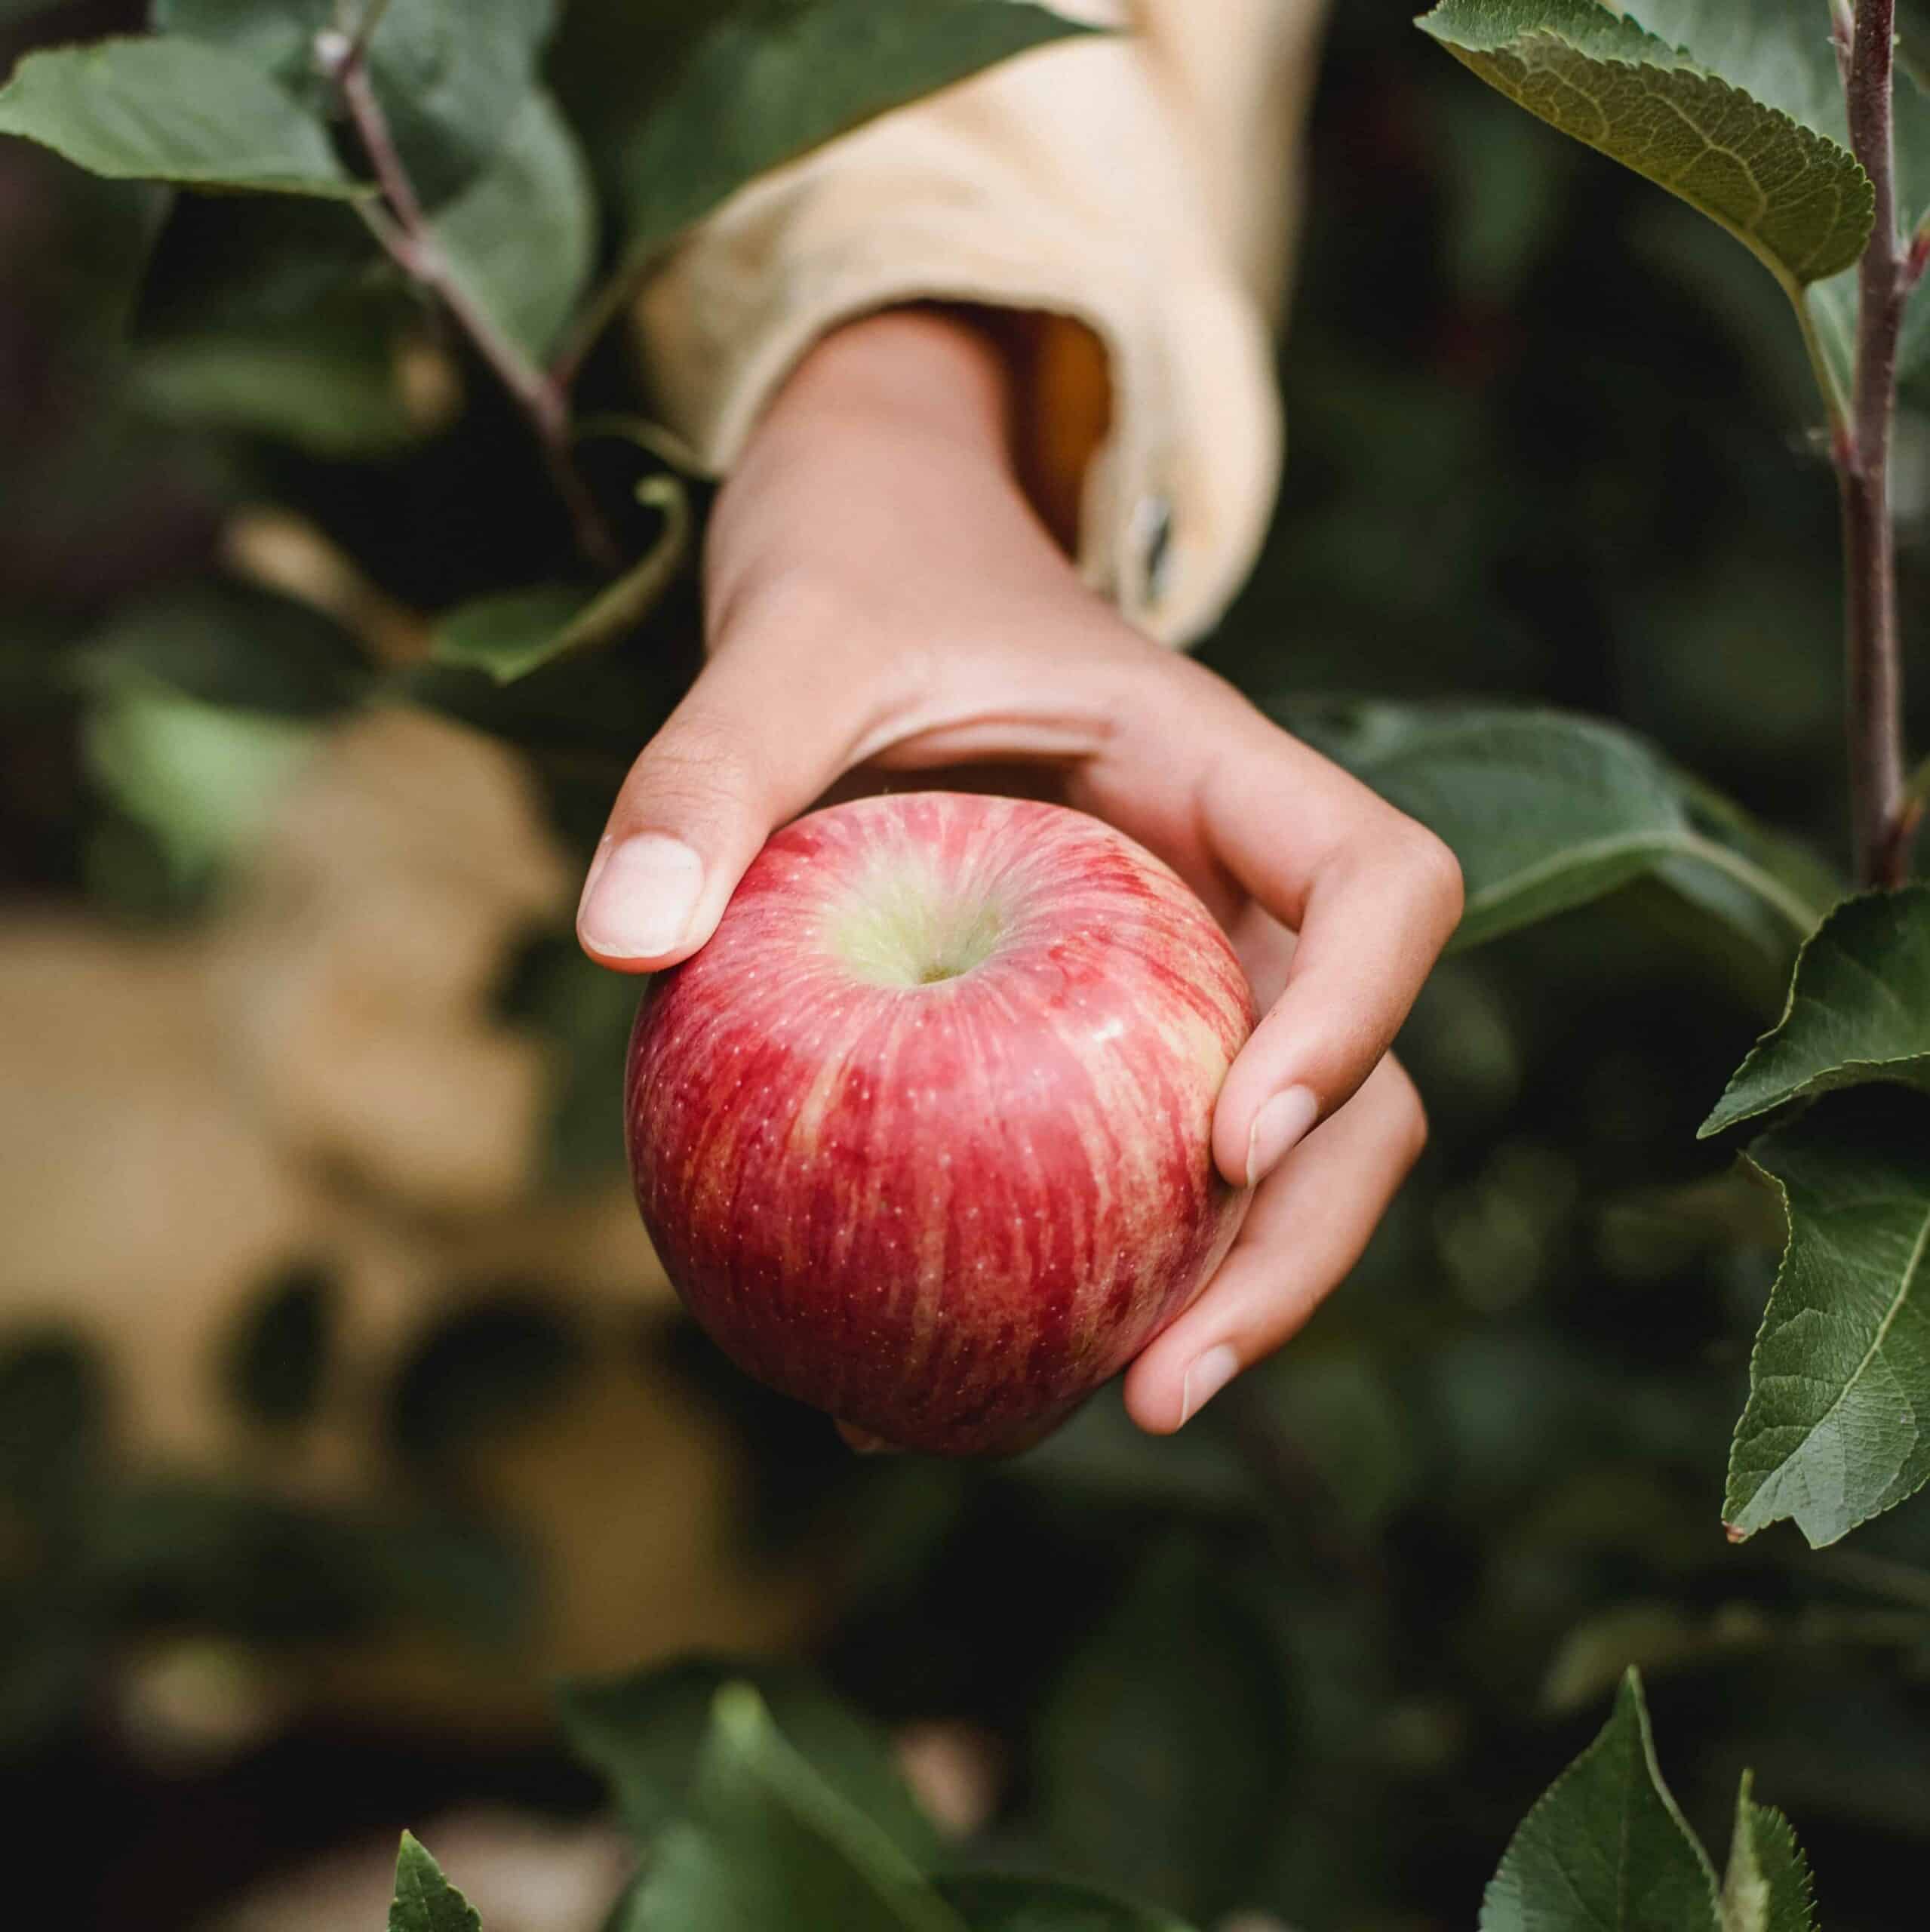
[433,88,595,361]
[624,1685,963,1932]
[1277,700,1833,959]
[1417,0,1872,292]
[157,0,560,205]
[1480,1669,1720,1932]
[937,1875,1197,1932]
[128,193,435,455]
[0,36,362,195]
[220,1262,336,1428]
[557,1657,939,1865]
[593,0,1099,265]
[431,475,690,684]
[69,585,371,715]
[389,1832,482,1932]
[1702,887,1930,1137]
[1719,1773,1818,1932]
[0,1329,105,1518]
[387,1293,585,1473]
[1725,1087,1930,1547]
[1034,1543,1289,1923]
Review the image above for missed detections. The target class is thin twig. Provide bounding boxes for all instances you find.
[1839,0,1912,888]
[339,0,395,75]
[317,29,620,568]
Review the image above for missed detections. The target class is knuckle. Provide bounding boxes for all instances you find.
[1387,1064,1430,1167]
[636,717,760,820]
[1397,821,1464,928]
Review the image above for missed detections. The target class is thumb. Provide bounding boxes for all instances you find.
[576,608,901,970]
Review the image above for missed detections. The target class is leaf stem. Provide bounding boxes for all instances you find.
[1839,0,1913,888]
[317,29,619,568]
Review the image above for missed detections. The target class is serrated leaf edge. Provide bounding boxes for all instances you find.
[1701,885,1930,1137]
[1417,8,1873,289]
[1480,1669,1720,1931]
[1725,1121,1930,1546]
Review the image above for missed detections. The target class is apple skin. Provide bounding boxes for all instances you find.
[625,791,1256,1457]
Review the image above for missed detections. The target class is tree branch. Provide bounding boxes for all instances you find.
[1839,0,1911,888]
[317,29,619,569]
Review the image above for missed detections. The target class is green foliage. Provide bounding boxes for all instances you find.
[130,195,426,457]
[432,475,691,684]
[157,0,558,206]
[556,1657,940,1862]
[625,1685,963,1932]
[432,89,595,362]
[1704,886,1930,1135]
[561,0,1102,266]
[1416,1,1872,293]
[1725,1088,1930,1547]
[0,37,361,195]
[220,1263,337,1429]
[933,1877,1194,1932]
[1279,699,1833,960]
[1033,1543,1290,1923]
[1417,0,1930,405]
[63,588,368,894]
[389,1832,483,1932]
[1480,1670,1721,1931]
[1721,1774,1818,1932]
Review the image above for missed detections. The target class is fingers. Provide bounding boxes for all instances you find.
[1123,1054,1428,1435]
[576,583,909,970]
[1196,703,1461,1189]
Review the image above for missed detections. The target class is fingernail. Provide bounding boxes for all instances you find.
[1179,1344,1240,1427]
[1243,1084,1320,1186]
[578,834,704,959]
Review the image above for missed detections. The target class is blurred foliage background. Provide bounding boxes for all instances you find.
[5,2,1930,1928]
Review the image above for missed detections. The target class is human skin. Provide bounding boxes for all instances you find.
[579,306,1463,1437]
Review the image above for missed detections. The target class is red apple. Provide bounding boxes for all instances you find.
[625,792,1255,1456]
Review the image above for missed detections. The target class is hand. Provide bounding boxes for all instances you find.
[579,309,1462,1433]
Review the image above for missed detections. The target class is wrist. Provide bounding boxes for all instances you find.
[765,306,1021,469]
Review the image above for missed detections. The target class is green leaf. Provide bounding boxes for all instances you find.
[389,1832,482,1932]
[0,1330,106,1522]
[1724,1087,1930,1547]
[1034,1543,1290,1924]
[936,1875,1197,1932]
[132,320,432,456]
[1480,1669,1720,1932]
[220,1263,336,1429]
[433,88,595,362]
[83,694,318,891]
[1719,1773,1818,1932]
[70,586,372,715]
[1416,1,1873,295]
[1702,887,1930,1137]
[624,1685,963,1932]
[557,1658,939,1866]
[592,0,1100,265]
[431,475,690,684]
[157,0,560,206]
[1277,700,1833,960]
[127,195,435,456]
[0,38,361,195]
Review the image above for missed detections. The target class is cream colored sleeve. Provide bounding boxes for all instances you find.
[635,1,1329,648]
